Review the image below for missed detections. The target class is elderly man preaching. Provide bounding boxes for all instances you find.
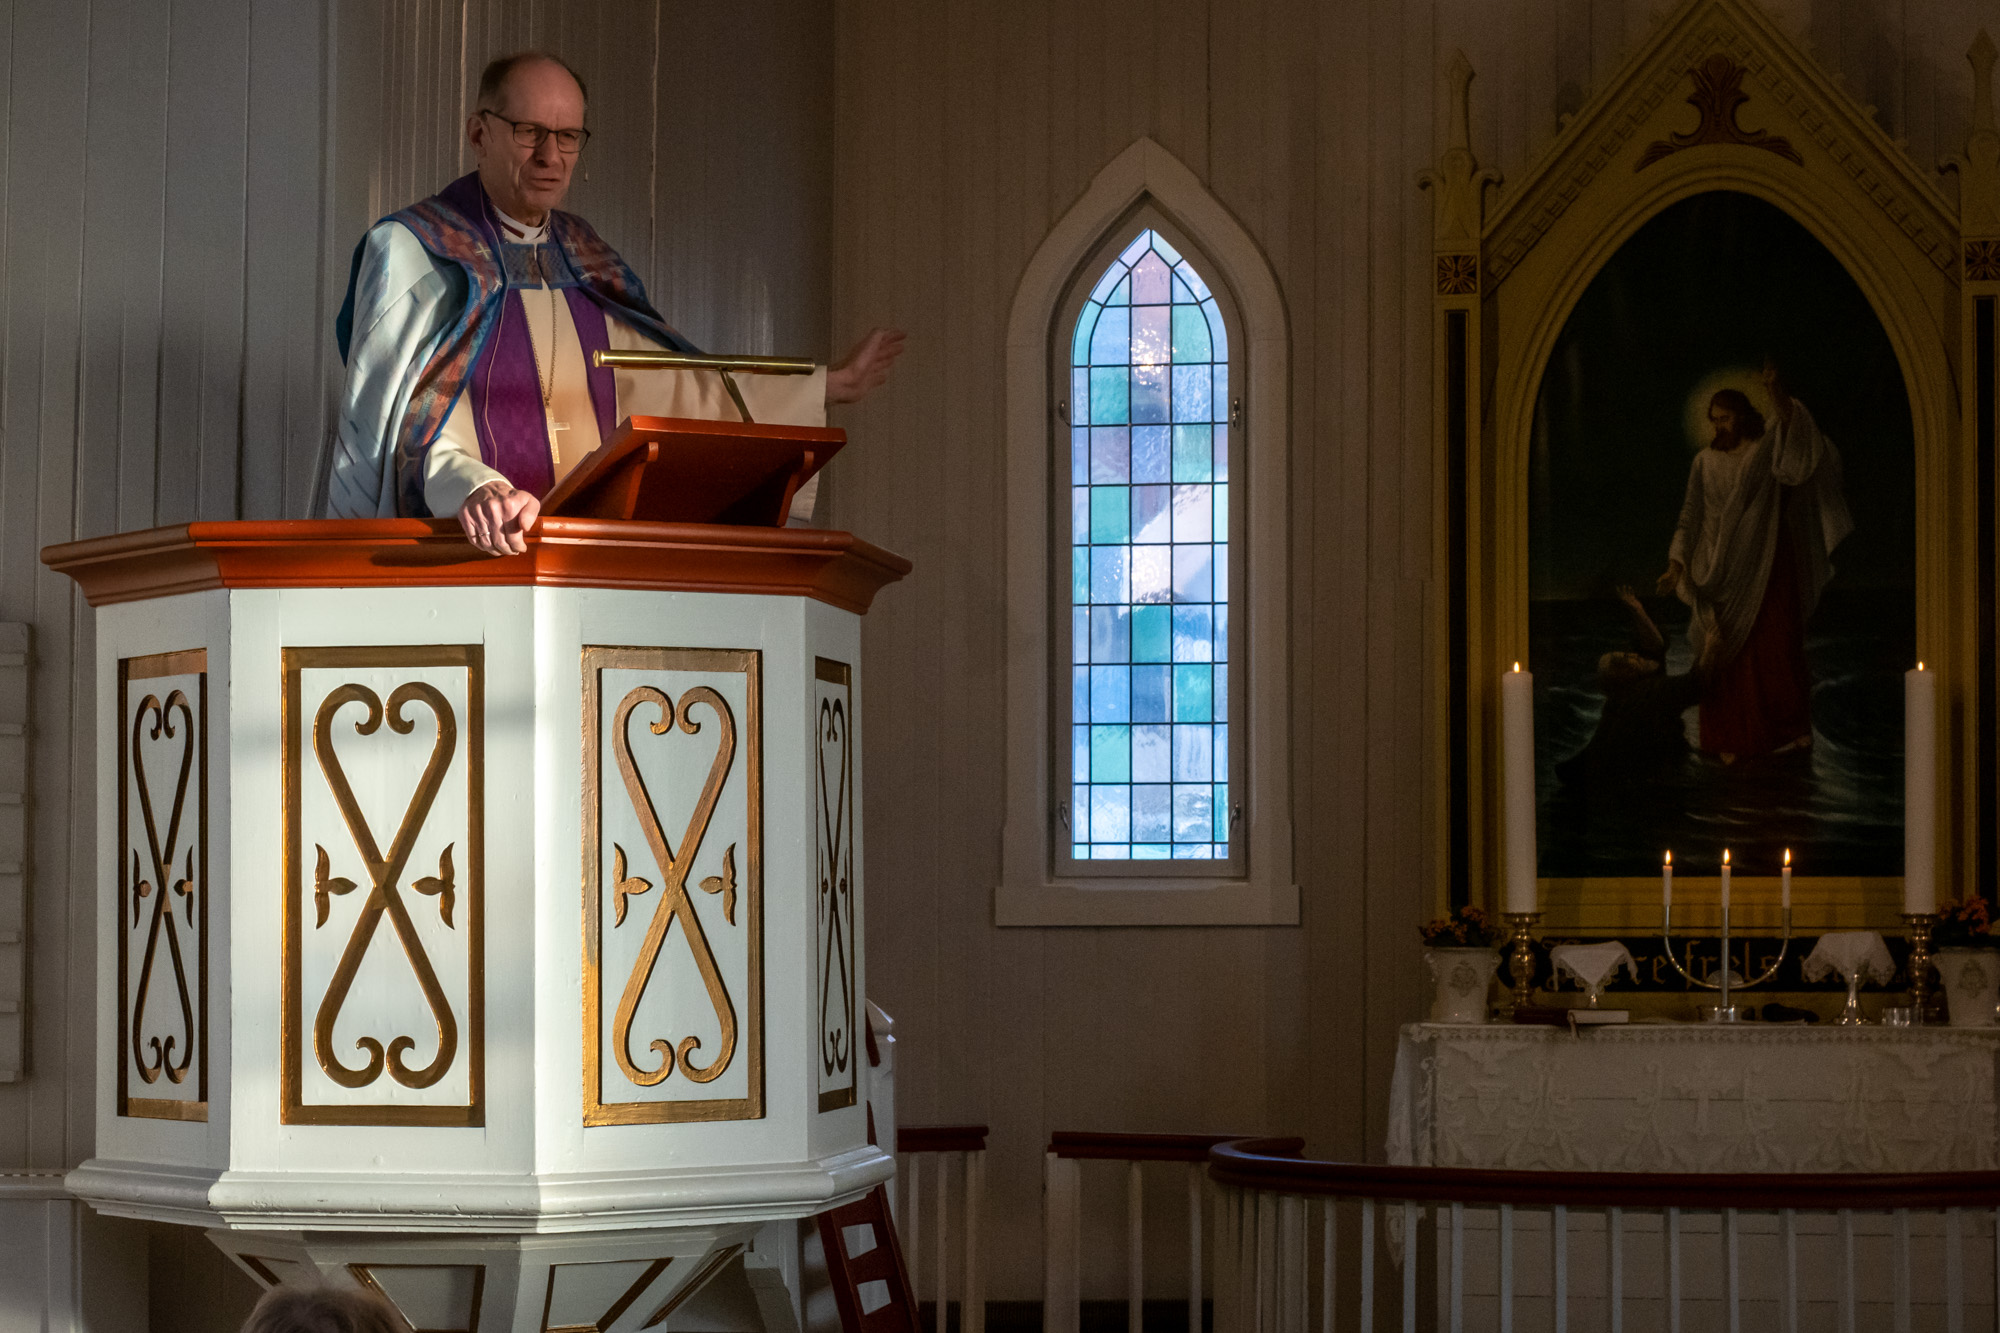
[323,51,904,555]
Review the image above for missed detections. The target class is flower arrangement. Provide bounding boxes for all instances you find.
[1933,896,2000,949]
[1420,905,1502,950]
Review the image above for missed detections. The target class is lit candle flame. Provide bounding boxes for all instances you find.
[1512,662,1521,672]
[1784,848,1791,867]
[1663,850,1672,866]
[1918,661,1925,671]
[1722,848,1731,866]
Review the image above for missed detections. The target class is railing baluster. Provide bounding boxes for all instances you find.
[1359,1197,1376,1333]
[1945,1206,1964,1333]
[1043,1153,1081,1333]
[1724,1207,1740,1333]
[1449,1201,1464,1333]
[1277,1194,1303,1333]
[1607,1206,1622,1333]
[1895,1207,1912,1333]
[936,1148,950,1333]
[1128,1161,1144,1333]
[1781,1208,1798,1333]
[965,1150,986,1333]
[1320,1198,1335,1333]
[1187,1165,1202,1333]
[1666,1207,1682,1333]
[1258,1188,1277,1333]
[1402,1201,1418,1333]
[1551,1203,1568,1333]
[908,1153,922,1310]
[1499,1202,1515,1333]
[1840,1209,1856,1333]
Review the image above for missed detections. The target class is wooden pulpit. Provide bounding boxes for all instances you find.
[41,418,907,1333]
[541,415,845,526]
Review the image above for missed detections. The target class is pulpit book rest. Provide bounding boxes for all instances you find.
[540,414,846,527]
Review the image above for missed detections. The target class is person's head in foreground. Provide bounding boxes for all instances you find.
[240,1283,406,1333]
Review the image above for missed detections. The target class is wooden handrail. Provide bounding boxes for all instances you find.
[897,1124,989,1154]
[1051,1131,1304,1162]
[1208,1137,2000,1210]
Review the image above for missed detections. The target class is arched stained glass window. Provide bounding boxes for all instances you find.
[1060,227,1239,866]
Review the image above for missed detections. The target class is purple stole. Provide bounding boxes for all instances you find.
[465,249,618,499]
[335,172,700,517]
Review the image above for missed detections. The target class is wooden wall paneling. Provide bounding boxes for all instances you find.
[157,0,250,525]
[78,0,170,543]
[1305,0,1374,1168]
[937,0,999,1143]
[244,0,334,520]
[0,0,92,1173]
[982,0,1051,1303]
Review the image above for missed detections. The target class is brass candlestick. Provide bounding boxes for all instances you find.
[1904,912,1939,1024]
[1502,912,1542,1013]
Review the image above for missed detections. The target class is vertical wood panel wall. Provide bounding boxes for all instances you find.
[828,0,1995,1298]
[0,0,831,1175]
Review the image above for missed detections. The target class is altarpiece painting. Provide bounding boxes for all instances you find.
[1427,0,1998,940]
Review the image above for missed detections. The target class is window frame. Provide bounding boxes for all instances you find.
[1049,211,1247,878]
[996,137,1295,928]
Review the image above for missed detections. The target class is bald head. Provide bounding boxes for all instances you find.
[477,51,588,111]
[466,52,588,224]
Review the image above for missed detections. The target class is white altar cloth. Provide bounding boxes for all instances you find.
[1387,1022,2000,1174]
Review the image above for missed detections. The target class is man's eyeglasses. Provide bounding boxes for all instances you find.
[480,109,590,155]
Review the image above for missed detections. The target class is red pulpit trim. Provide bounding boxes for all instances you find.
[41,519,912,615]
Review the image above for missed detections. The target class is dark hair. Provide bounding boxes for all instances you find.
[477,51,588,111]
[239,1284,406,1333]
[1707,388,1766,441]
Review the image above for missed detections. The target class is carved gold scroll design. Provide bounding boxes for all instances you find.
[118,649,208,1121]
[1968,239,2000,282]
[311,683,460,1090]
[815,658,857,1112]
[582,646,763,1126]
[282,645,484,1127]
[1638,53,1802,169]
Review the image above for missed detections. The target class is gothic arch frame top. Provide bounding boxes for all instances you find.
[997,137,1296,927]
[1427,0,1996,933]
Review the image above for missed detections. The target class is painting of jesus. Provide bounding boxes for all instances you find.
[1529,190,1914,880]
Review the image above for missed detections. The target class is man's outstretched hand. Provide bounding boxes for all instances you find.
[826,327,907,405]
[459,480,541,557]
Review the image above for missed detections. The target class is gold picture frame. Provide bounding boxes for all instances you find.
[1428,0,1991,934]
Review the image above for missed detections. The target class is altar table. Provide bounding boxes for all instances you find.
[1387,1021,2000,1174]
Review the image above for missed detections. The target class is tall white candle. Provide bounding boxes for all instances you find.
[1720,848,1731,921]
[1501,663,1539,914]
[1781,849,1791,913]
[1905,663,1936,914]
[1662,851,1673,912]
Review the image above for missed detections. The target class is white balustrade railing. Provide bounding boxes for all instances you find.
[1043,1132,1290,1333]
[1207,1138,2000,1333]
[897,1125,988,1333]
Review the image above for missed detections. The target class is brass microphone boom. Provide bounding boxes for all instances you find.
[591,349,816,375]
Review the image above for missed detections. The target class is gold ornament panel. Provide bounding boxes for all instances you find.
[119,649,209,1121]
[814,658,856,1113]
[282,646,485,1126]
[583,646,764,1126]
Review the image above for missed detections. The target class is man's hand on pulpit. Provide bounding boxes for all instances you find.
[459,480,541,557]
[826,327,907,405]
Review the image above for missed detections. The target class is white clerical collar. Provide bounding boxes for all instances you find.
[492,204,549,245]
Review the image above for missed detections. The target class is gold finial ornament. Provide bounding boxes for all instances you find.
[1419,49,1500,293]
